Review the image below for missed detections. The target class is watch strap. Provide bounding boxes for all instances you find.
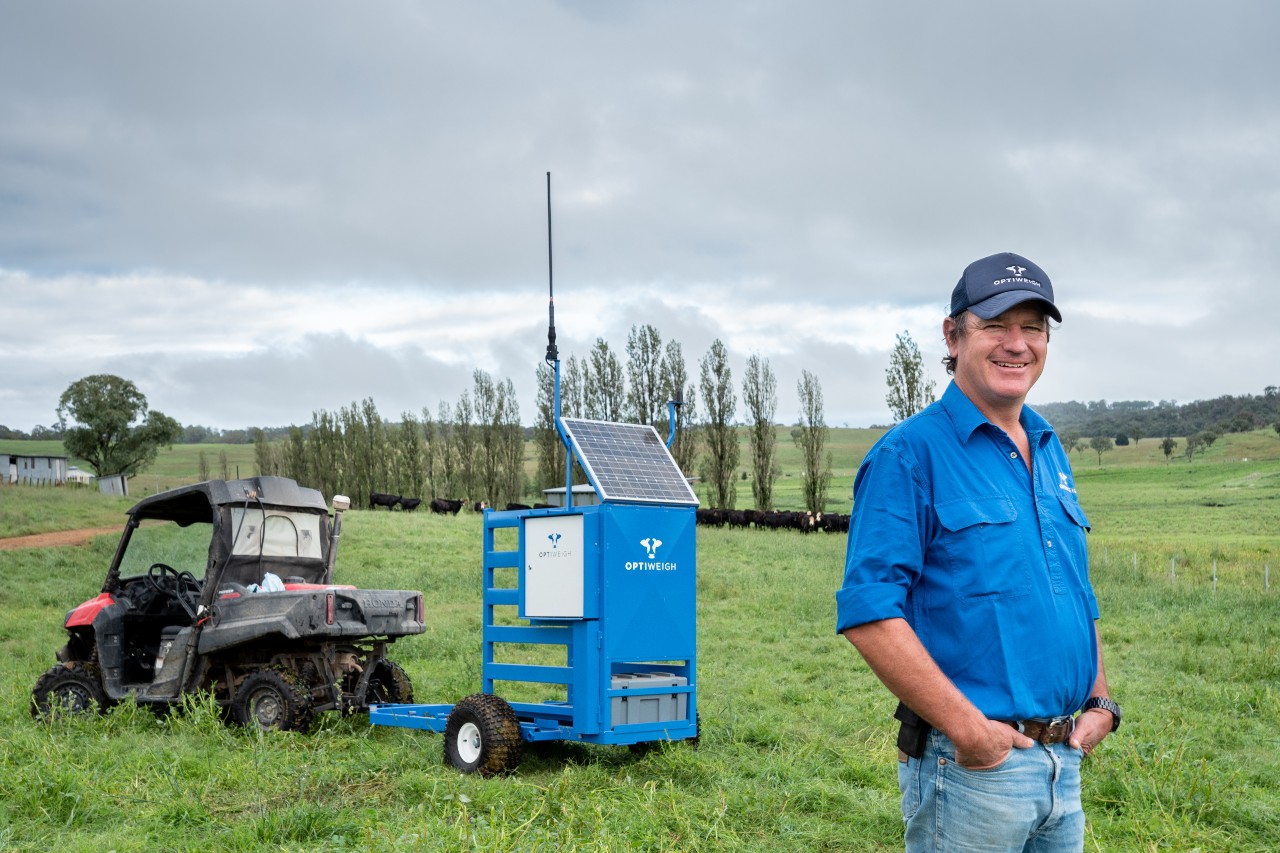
[1081,696,1121,732]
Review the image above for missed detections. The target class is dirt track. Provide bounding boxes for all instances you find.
[0,527,120,551]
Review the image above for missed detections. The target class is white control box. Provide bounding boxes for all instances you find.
[524,514,585,618]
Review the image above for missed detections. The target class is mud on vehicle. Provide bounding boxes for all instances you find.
[32,476,425,731]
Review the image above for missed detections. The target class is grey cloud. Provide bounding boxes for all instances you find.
[2,1,1278,431]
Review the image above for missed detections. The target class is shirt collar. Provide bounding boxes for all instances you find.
[939,380,1054,446]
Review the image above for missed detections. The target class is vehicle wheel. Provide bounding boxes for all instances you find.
[443,693,523,776]
[366,659,414,706]
[232,669,314,732]
[31,662,111,720]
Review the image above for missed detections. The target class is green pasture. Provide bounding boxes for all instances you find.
[1,432,1278,849]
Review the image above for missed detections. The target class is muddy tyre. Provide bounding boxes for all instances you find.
[31,661,111,720]
[233,669,314,732]
[443,693,523,776]
[366,659,414,706]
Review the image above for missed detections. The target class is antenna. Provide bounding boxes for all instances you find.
[545,171,558,363]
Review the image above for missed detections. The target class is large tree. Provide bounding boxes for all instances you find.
[741,353,779,511]
[698,339,738,508]
[57,374,182,479]
[884,331,936,423]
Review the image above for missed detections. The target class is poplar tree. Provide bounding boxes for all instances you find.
[699,339,738,509]
[885,331,936,423]
[741,353,779,511]
[626,324,665,427]
[795,370,832,513]
[661,340,699,475]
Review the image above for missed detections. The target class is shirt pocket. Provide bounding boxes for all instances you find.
[934,496,1031,600]
[1056,492,1091,532]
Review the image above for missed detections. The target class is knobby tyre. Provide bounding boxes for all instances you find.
[31,661,112,720]
[443,693,523,776]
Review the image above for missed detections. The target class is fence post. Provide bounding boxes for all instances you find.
[1213,559,1217,593]
[1171,557,1176,587]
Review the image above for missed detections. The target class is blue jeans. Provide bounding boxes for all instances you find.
[897,729,1085,852]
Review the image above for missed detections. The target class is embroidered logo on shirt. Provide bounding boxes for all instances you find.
[1058,472,1077,495]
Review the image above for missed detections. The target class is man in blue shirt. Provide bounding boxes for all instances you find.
[837,252,1120,852]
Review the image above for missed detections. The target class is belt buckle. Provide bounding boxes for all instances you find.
[1044,715,1074,742]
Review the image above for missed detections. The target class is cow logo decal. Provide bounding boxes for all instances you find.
[640,537,662,559]
[1006,265,1027,276]
[548,532,562,548]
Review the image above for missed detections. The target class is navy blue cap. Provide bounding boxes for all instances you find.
[949,252,1061,322]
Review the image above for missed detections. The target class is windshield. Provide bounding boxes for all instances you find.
[118,520,212,579]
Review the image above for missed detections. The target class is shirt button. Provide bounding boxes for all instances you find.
[1047,540,1054,548]
[1009,451,1018,459]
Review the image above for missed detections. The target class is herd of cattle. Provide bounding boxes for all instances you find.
[368,492,848,534]
[695,507,850,534]
[367,493,465,514]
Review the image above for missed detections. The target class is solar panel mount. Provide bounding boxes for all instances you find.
[559,417,699,506]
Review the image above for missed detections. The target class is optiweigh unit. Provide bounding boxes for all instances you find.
[369,175,699,774]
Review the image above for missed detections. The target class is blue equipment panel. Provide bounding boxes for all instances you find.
[560,418,698,506]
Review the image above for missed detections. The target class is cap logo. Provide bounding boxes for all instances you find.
[1006,265,1027,276]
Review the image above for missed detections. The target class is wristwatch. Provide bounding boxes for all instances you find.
[1080,696,1122,732]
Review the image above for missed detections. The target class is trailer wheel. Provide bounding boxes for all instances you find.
[31,662,111,720]
[366,659,414,706]
[233,669,314,733]
[443,693,523,776]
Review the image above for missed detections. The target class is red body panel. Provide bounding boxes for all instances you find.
[66,592,115,627]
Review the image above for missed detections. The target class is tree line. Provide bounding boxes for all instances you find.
[1035,388,1280,443]
[250,324,834,512]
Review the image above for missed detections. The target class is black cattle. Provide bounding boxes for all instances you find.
[471,501,489,513]
[695,508,727,527]
[819,512,850,533]
[370,492,401,511]
[429,498,465,515]
[400,497,422,512]
[505,502,531,511]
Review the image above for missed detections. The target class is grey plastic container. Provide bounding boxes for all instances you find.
[610,672,688,726]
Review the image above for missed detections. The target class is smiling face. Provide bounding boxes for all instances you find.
[944,305,1050,423]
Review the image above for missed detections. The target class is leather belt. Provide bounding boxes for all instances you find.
[1002,716,1074,744]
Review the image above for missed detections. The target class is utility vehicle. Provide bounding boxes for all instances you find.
[31,476,425,731]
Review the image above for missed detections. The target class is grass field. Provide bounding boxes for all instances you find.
[1,431,1278,850]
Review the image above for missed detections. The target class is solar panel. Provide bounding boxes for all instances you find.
[560,418,699,506]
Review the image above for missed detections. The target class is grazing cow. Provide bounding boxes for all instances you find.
[369,492,401,511]
[471,501,489,513]
[505,502,531,511]
[429,498,465,515]
[399,497,422,512]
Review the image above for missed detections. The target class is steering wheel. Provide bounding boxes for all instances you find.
[146,562,200,620]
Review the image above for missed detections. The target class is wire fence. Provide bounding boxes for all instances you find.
[1092,544,1274,594]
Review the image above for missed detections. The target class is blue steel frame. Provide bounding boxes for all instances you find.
[369,499,697,746]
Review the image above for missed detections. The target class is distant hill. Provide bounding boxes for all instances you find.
[1035,389,1280,440]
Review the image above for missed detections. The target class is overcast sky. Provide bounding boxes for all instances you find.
[3,1,1278,434]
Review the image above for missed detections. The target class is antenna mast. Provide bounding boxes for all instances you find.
[545,171,558,363]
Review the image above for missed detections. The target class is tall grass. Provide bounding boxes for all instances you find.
[1,432,1278,849]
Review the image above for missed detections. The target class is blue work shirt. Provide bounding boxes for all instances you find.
[836,381,1099,721]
